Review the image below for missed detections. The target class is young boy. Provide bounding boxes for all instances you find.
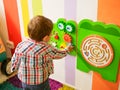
[11,15,73,90]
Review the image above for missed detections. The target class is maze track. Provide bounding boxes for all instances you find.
[81,35,114,68]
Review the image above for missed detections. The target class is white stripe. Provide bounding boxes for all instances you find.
[76,0,98,89]
[75,70,93,90]
[76,0,98,22]
[43,0,66,83]
[0,0,12,57]
[42,0,64,22]
[50,58,66,84]
[28,0,33,19]
[17,0,26,41]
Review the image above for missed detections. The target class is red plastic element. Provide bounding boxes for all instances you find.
[63,34,72,43]
[54,35,59,40]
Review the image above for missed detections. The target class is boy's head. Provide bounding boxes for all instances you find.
[28,15,53,42]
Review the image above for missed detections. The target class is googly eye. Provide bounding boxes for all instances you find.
[58,23,64,30]
[66,25,73,32]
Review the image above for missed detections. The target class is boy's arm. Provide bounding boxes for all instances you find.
[11,53,20,72]
[48,45,74,59]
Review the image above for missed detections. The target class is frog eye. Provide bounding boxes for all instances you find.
[66,25,73,32]
[58,23,65,30]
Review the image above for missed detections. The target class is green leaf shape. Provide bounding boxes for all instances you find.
[78,19,120,36]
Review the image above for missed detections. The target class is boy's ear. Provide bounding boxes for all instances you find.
[43,35,49,42]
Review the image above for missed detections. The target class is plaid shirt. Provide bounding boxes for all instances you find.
[11,39,67,85]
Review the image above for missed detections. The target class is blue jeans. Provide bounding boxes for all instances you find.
[22,79,50,90]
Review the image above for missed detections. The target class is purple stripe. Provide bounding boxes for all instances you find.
[64,0,76,85]
[64,0,76,20]
[65,55,76,85]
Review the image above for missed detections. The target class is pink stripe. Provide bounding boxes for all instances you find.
[64,0,76,85]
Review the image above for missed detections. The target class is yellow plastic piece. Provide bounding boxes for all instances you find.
[58,84,75,90]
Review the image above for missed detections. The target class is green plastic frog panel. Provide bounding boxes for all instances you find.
[77,19,120,82]
[50,18,77,56]
[50,18,120,82]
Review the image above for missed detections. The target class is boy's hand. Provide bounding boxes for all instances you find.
[65,43,74,52]
[67,45,74,52]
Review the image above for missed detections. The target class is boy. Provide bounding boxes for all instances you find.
[11,15,73,90]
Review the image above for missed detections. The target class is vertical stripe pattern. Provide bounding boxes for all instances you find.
[76,0,98,90]
[93,0,120,90]
[3,0,22,54]
[32,0,42,16]
[64,0,76,86]
[42,0,66,84]
[20,0,30,37]
[0,0,12,57]
[0,0,119,89]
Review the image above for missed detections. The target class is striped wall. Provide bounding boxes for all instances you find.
[0,0,119,90]
[93,0,120,90]
[76,0,98,90]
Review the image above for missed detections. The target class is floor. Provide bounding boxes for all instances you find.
[0,70,8,84]
[0,71,75,90]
